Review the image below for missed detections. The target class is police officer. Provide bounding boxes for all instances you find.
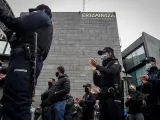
[0,4,53,120]
[89,47,123,120]
[140,57,160,120]
[77,83,96,120]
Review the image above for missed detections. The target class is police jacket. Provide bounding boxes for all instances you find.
[79,92,96,109]
[148,67,160,85]
[0,10,53,60]
[48,75,70,103]
[125,91,144,114]
[141,66,160,105]
[93,58,121,90]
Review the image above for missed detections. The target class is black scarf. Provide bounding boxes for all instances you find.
[102,58,114,67]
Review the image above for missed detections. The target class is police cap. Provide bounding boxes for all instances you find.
[143,57,156,63]
[98,47,114,55]
[83,83,92,88]
[29,4,52,18]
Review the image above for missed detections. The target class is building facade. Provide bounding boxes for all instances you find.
[20,12,122,105]
[122,32,160,86]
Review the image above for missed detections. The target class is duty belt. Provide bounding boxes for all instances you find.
[101,86,115,93]
[11,45,43,59]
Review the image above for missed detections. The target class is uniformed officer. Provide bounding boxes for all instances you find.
[77,83,96,120]
[89,47,123,120]
[0,4,53,120]
[140,57,160,120]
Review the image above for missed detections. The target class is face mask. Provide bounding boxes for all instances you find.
[55,72,59,77]
[128,88,136,93]
[85,88,89,93]
[101,53,111,60]
[101,55,106,60]
[101,54,109,61]
[146,63,152,71]
[48,82,52,87]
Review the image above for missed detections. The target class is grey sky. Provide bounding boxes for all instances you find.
[6,0,160,51]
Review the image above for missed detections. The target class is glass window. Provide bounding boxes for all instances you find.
[129,66,147,86]
[132,46,146,66]
[124,45,146,71]
[0,41,7,54]
[129,71,137,85]
[125,54,134,71]
[129,72,137,85]
[135,66,147,86]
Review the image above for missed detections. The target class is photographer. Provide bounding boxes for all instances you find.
[89,47,123,120]
[77,83,96,120]
[0,4,53,120]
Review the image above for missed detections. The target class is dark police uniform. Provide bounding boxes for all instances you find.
[140,57,160,120]
[80,92,96,120]
[93,57,123,120]
[0,4,53,120]
[142,66,160,120]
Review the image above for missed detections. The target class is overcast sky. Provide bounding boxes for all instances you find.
[6,0,160,51]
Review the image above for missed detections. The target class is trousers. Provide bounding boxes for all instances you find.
[53,101,66,120]
[99,97,123,120]
[82,108,94,120]
[127,113,144,120]
[2,50,43,120]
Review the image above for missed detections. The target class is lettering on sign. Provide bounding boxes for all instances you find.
[82,13,116,18]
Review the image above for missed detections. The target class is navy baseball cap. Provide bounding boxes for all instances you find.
[83,83,92,88]
[98,47,114,55]
[143,57,156,63]
[29,4,52,18]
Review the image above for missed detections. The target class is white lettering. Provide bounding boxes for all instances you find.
[82,13,115,18]
[14,69,27,72]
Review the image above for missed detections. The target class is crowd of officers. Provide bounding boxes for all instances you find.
[125,57,160,120]
[0,46,123,120]
[0,3,124,120]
